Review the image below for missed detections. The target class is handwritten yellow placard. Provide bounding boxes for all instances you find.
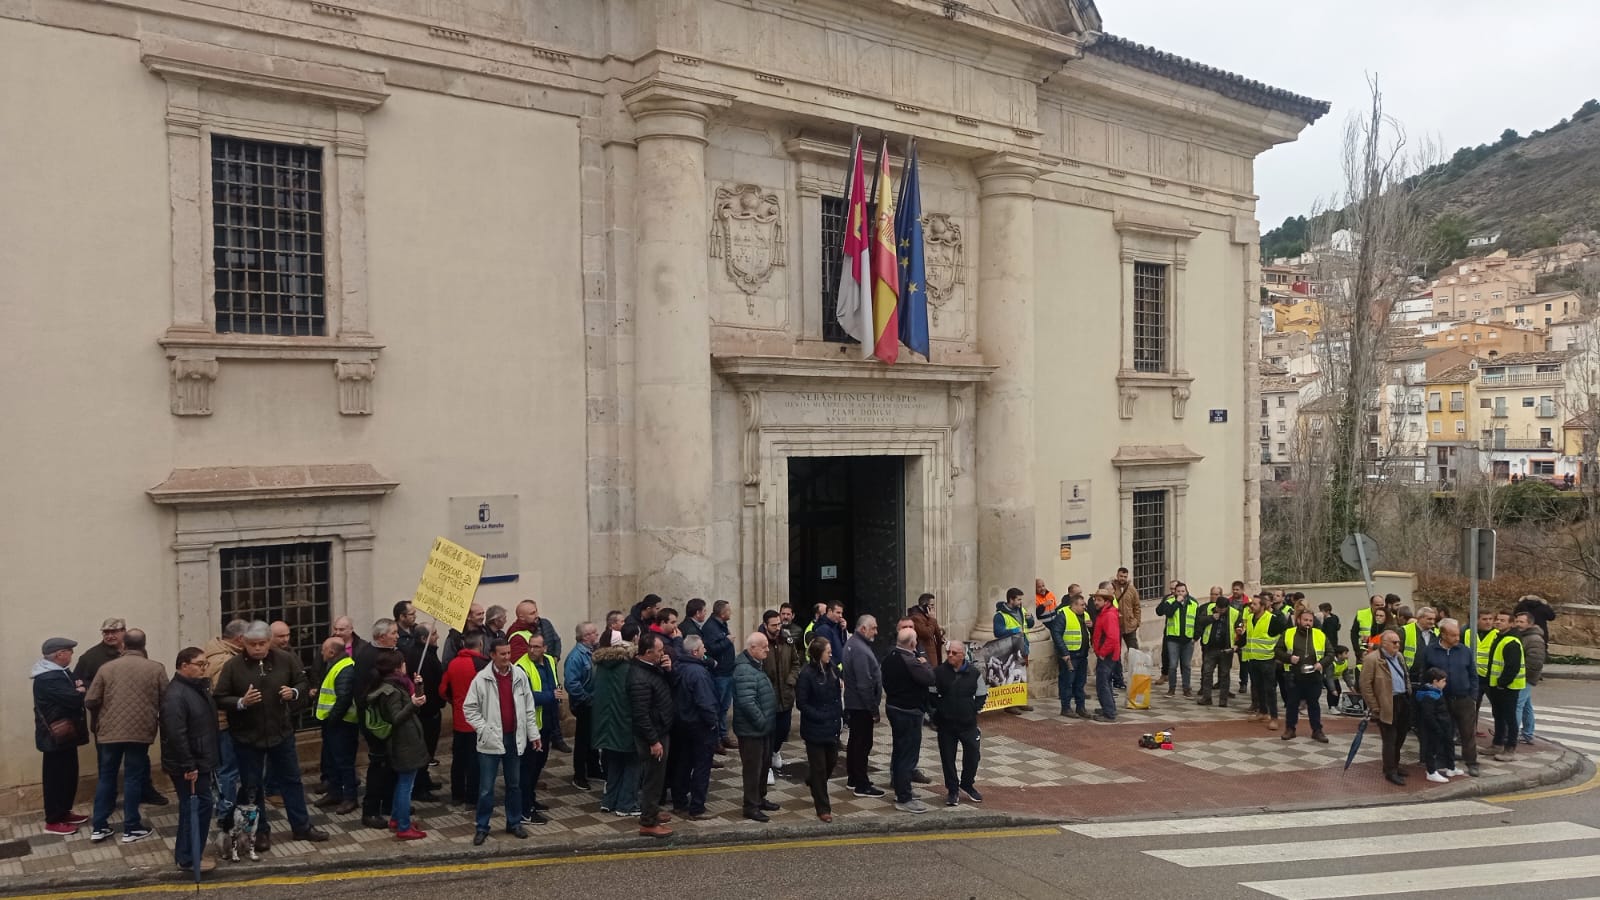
[411,536,485,631]
[981,681,1029,712]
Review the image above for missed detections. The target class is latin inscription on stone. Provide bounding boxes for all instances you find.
[769,390,943,427]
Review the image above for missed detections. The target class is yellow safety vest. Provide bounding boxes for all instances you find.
[1476,629,1499,677]
[315,657,357,723]
[1333,658,1350,679]
[1488,633,1526,689]
[1354,608,1375,644]
[999,610,1025,636]
[1200,604,1241,645]
[803,621,815,643]
[1061,611,1085,652]
[1243,612,1277,662]
[1163,598,1199,639]
[1279,627,1327,672]
[515,654,559,730]
[1401,623,1421,668]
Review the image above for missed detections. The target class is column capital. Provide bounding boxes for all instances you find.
[623,79,733,143]
[974,153,1043,198]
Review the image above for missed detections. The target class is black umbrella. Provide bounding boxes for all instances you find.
[1343,716,1371,772]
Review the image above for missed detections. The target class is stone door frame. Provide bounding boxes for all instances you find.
[714,355,993,632]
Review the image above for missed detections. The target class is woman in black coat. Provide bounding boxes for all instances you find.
[793,637,843,822]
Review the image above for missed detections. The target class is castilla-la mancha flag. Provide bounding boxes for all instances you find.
[833,135,873,355]
[868,138,900,364]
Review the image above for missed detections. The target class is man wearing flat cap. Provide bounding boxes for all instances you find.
[74,618,125,691]
[32,637,88,834]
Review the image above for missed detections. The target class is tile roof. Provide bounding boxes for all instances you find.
[1083,34,1330,123]
[1426,364,1476,385]
[1480,350,1574,366]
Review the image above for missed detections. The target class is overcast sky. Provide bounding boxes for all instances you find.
[1108,0,1600,229]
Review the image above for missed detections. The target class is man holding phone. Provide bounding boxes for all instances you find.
[213,621,328,851]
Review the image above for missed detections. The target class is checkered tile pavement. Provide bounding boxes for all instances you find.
[1171,735,1567,775]
[0,720,1099,882]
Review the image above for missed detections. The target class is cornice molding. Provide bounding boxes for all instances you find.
[140,36,388,110]
[713,354,995,387]
[148,464,399,506]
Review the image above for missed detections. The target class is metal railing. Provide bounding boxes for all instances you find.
[1478,371,1563,387]
[1449,400,1465,411]
[1478,437,1554,451]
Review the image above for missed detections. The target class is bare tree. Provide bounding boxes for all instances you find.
[1291,78,1439,579]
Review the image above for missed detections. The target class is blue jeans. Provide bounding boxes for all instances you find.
[1165,639,1194,693]
[215,731,239,818]
[1063,654,1088,712]
[714,677,733,741]
[392,768,418,830]
[886,706,923,803]
[475,735,522,832]
[170,770,214,868]
[235,736,311,834]
[321,720,359,801]
[599,748,640,813]
[1095,657,1119,719]
[1517,686,1535,740]
[93,742,150,833]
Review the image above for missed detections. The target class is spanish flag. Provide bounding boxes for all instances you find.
[869,138,899,364]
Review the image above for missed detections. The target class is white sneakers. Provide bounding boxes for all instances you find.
[772,752,785,769]
[1426,771,1449,783]
[1446,768,1467,778]
[766,768,775,786]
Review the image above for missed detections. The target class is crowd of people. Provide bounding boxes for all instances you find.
[1030,578,1556,786]
[27,582,1560,872]
[29,592,992,871]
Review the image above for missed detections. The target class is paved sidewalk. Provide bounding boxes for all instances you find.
[0,685,1581,894]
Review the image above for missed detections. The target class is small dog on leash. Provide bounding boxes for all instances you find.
[220,804,261,862]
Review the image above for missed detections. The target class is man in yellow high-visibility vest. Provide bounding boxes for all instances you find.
[1485,612,1526,762]
[313,637,359,814]
[514,634,564,825]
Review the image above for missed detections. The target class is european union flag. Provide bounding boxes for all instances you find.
[894,140,930,359]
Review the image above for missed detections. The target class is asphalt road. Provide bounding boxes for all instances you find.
[24,679,1600,900]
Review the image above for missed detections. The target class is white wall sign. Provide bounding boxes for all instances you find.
[448,495,519,583]
[1062,480,1091,544]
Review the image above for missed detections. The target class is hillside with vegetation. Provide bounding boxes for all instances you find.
[1262,99,1600,270]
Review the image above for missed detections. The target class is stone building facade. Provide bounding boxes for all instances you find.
[0,0,1324,800]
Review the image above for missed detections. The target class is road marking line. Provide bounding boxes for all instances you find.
[1539,706,1600,718]
[1488,764,1600,802]
[1241,854,1600,899]
[1146,822,1600,867]
[18,826,1063,900]
[1536,713,1600,728]
[1060,800,1504,838]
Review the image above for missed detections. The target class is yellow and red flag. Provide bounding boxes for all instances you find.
[834,134,873,354]
[869,138,899,364]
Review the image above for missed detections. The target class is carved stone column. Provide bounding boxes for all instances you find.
[624,82,728,603]
[972,153,1042,638]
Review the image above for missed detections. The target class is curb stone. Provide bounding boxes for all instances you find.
[2,810,1060,896]
[1541,664,1600,681]
[6,751,1587,896]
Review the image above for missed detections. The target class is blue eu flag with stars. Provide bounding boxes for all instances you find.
[894,141,930,359]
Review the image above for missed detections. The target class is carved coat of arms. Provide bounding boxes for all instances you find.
[711,184,785,299]
[922,212,963,322]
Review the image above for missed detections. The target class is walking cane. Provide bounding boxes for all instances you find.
[190,781,203,884]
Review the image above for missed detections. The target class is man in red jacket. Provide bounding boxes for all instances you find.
[438,632,490,807]
[1090,590,1123,722]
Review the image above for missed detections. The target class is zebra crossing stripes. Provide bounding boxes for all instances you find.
[1241,855,1600,899]
[1067,799,1600,899]
[1059,800,1504,838]
[1537,704,1600,756]
[1146,821,1600,867]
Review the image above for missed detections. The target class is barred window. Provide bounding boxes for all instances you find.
[211,137,326,336]
[1131,489,1168,602]
[219,542,332,730]
[820,196,853,343]
[1133,262,1168,373]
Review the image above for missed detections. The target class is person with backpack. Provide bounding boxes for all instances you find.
[362,649,428,840]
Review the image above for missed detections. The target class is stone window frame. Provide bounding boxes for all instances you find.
[141,37,388,417]
[1112,445,1202,586]
[147,464,397,651]
[1113,211,1200,420]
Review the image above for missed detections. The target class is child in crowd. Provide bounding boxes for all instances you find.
[1416,666,1465,783]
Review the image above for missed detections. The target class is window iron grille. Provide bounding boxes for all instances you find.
[211,136,326,336]
[219,542,332,730]
[1130,489,1168,603]
[1133,262,1168,373]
